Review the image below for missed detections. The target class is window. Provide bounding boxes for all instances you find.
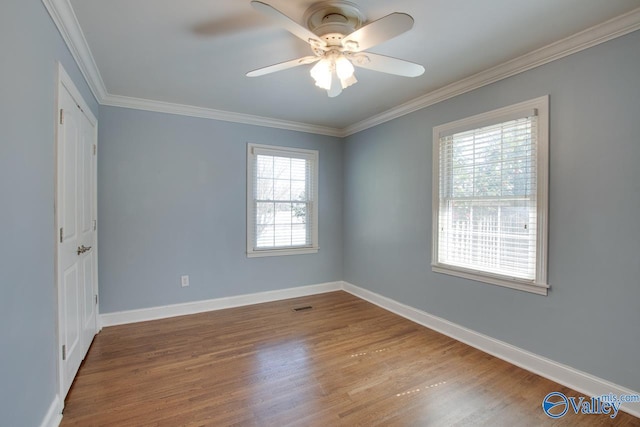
[247,143,318,257]
[432,96,549,295]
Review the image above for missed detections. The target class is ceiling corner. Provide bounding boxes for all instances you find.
[42,0,108,102]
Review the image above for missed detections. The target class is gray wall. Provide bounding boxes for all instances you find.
[343,30,640,392]
[98,106,343,313]
[0,0,98,425]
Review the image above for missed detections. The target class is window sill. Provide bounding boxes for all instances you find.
[247,247,319,258]
[432,264,549,296]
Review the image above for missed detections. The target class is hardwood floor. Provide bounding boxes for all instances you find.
[61,291,638,426]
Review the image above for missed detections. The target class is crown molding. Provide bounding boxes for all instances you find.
[42,0,107,102]
[41,0,341,137]
[341,7,640,137]
[101,94,343,137]
[43,0,639,138]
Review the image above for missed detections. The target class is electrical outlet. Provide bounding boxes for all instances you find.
[181,275,189,287]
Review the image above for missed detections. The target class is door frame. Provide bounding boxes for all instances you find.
[54,62,99,408]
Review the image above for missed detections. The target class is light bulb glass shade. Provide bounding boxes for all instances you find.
[328,70,342,98]
[310,59,332,90]
[340,74,357,89]
[335,55,354,80]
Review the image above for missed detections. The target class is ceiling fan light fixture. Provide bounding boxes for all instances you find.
[310,58,333,90]
[328,71,343,97]
[340,73,357,89]
[248,1,424,97]
[310,53,357,96]
[335,55,354,80]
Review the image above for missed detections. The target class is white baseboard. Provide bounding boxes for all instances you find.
[342,281,640,418]
[39,395,62,427]
[99,281,342,327]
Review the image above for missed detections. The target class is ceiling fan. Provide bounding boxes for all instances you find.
[247,0,425,97]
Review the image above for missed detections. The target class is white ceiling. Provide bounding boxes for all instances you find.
[66,0,640,133]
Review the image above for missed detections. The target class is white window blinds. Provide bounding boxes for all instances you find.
[247,144,318,257]
[437,113,538,281]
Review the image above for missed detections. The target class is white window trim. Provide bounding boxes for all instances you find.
[247,143,319,258]
[431,96,550,295]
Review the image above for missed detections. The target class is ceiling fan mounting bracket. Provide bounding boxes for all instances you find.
[304,1,365,42]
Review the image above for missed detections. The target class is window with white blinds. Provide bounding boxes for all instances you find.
[247,143,318,257]
[432,96,549,295]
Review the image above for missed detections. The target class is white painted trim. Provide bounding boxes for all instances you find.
[431,96,549,296]
[57,62,97,126]
[341,281,640,418]
[43,0,640,137]
[101,94,343,138]
[246,248,319,258]
[39,395,62,427]
[246,143,320,257]
[99,281,341,327]
[431,265,549,296]
[341,8,640,136]
[42,0,107,102]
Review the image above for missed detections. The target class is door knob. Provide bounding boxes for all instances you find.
[77,245,92,255]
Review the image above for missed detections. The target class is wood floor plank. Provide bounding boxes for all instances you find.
[61,291,639,426]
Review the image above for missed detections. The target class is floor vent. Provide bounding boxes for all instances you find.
[292,305,313,312]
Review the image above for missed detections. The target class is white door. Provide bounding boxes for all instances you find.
[56,64,98,400]
[79,105,98,356]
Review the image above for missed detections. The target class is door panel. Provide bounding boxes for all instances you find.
[62,263,81,390]
[82,247,96,352]
[58,85,84,398]
[56,70,98,400]
[79,102,97,356]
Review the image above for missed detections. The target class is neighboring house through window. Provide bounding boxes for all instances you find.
[247,143,319,257]
[432,96,549,295]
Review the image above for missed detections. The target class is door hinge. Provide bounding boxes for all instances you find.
[62,345,66,361]
[59,227,63,243]
[59,109,64,125]
[95,294,98,305]
[93,144,97,156]
[93,220,97,231]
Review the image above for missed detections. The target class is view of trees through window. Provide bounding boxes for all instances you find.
[254,154,310,248]
[439,117,537,279]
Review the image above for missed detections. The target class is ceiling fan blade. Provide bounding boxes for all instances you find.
[247,56,320,77]
[251,1,326,48]
[342,13,414,52]
[350,52,425,77]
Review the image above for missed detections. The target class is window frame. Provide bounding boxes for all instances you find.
[431,96,550,295]
[246,143,319,258]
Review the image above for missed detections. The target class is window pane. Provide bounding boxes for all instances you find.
[256,155,273,178]
[451,165,474,198]
[249,145,318,254]
[273,156,291,180]
[291,158,307,180]
[256,202,275,227]
[256,224,274,248]
[291,224,308,246]
[274,224,292,247]
[274,202,291,223]
[256,178,273,200]
[273,179,291,201]
[438,116,537,280]
[291,203,307,224]
[291,180,307,201]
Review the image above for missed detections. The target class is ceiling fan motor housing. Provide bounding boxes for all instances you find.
[304,1,365,46]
